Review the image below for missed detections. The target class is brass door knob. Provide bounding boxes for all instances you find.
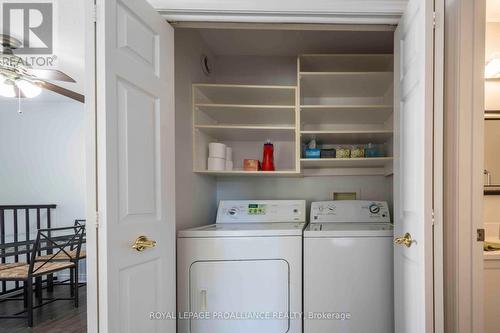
[132,236,157,252]
[394,232,414,247]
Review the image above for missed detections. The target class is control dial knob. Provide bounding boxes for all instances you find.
[369,204,380,214]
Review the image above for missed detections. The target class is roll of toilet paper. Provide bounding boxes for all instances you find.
[225,160,233,171]
[225,147,232,160]
[209,143,226,159]
[208,157,226,171]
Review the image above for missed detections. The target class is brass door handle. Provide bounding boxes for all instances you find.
[394,232,414,247]
[132,236,156,252]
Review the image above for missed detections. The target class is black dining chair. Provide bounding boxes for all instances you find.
[37,219,86,297]
[0,225,85,327]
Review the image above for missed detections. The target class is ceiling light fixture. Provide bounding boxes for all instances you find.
[0,75,15,98]
[15,80,41,98]
[0,76,42,99]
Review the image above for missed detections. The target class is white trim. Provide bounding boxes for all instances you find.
[149,0,406,24]
[149,0,408,13]
[160,11,401,25]
[170,22,396,31]
[433,0,445,332]
[84,0,98,332]
[471,0,486,331]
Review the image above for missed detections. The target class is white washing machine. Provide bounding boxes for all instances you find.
[177,200,306,333]
[304,200,394,333]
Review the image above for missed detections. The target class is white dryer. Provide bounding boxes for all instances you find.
[304,200,394,333]
[177,200,306,333]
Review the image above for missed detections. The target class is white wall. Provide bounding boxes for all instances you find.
[215,56,297,86]
[0,101,86,238]
[175,29,218,229]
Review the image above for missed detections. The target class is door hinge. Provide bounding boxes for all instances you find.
[433,11,437,29]
[477,228,485,242]
[91,3,97,23]
[95,211,100,229]
[431,209,435,225]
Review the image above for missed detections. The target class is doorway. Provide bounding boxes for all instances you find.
[483,1,500,331]
[0,0,87,328]
[88,0,443,332]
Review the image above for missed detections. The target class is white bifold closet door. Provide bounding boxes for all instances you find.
[94,0,176,331]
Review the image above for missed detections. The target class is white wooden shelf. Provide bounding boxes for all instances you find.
[193,83,299,176]
[300,104,393,124]
[195,103,295,126]
[192,54,395,177]
[195,125,296,141]
[196,103,294,109]
[193,84,296,105]
[299,54,393,72]
[300,130,393,144]
[194,169,300,176]
[301,157,393,169]
[299,72,393,98]
[297,54,394,175]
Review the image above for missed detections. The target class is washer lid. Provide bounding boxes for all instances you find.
[304,222,394,237]
[178,222,306,238]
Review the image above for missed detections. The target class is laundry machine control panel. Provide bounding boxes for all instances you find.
[217,200,306,223]
[310,200,391,223]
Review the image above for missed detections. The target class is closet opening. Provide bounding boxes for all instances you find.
[173,23,398,333]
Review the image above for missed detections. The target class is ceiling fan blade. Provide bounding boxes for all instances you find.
[28,68,76,82]
[36,81,84,103]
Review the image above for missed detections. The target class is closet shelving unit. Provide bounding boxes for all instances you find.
[192,55,394,177]
[192,84,300,176]
[298,54,394,176]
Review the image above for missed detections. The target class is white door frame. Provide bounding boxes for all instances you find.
[434,0,445,331]
[83,3,446,332]
[84,0,98,332]
[150,0,407,24]
[443,0,485,332]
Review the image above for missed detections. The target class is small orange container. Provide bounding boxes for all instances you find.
[243,159,261,171]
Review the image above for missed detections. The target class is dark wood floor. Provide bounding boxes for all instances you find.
[0,285,86,333]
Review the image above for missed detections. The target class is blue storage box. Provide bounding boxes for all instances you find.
[305,148,321,158]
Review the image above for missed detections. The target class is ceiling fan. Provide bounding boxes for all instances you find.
[0,34,84,103]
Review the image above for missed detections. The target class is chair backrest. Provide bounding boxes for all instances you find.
[74,219,86,227]
[29,226,85,275]
[72,219,86,251]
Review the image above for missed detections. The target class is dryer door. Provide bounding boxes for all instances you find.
[189,259,290,333]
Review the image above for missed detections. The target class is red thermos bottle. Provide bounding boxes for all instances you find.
[262,140,275,171]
